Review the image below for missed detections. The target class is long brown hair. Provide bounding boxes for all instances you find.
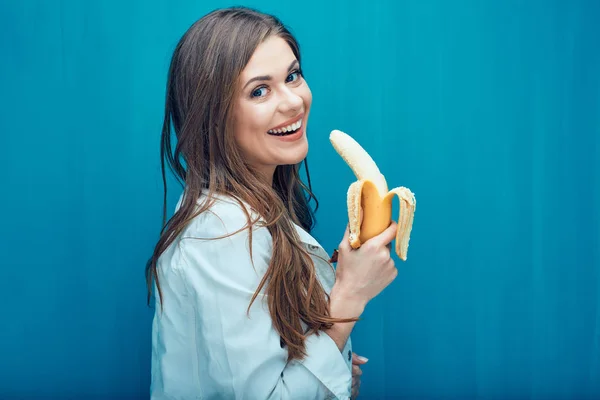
[146,7,354,362]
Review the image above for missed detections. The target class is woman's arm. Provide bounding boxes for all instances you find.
[324,287,364,352]
[153,199,352,399]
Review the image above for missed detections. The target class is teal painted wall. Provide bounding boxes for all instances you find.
[1,0,598,398]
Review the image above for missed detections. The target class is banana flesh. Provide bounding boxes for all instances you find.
[330,129,416,261]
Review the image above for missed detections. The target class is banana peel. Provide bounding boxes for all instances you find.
[330,130,416,261]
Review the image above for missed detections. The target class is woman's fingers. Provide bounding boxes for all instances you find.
[352,352,369,365]
[351,352,365,398]
[338,224,351,252]
[351,377,360,399]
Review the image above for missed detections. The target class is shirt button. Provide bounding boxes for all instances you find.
[347,350,352,361]
[308,244,318,251]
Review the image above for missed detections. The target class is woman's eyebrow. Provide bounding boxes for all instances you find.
[242,60,299,90]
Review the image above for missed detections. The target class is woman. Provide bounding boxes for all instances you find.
[146,7,398,399]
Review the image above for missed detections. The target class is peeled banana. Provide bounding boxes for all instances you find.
[330,129,416,261]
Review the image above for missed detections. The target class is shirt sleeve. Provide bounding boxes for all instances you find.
[175,202,352,399]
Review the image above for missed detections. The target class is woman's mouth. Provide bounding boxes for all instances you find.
[267,118,303,136]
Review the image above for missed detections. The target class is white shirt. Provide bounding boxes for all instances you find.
[150,192,353,399]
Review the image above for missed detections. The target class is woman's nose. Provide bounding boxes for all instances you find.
[279,88,303,113]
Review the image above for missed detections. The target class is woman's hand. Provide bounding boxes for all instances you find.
[324,218,398,353]
[351,353,368,399]
[331,221,398,314]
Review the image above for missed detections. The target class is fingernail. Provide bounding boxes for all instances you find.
[357,356,369,363]
[329,249,339,263]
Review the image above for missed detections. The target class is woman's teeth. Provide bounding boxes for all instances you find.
[268,119,302,135]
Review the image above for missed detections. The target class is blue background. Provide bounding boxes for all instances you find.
[1,0,599,398]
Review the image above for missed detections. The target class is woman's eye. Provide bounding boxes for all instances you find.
[251,87,268,98]
[286,70,301,83]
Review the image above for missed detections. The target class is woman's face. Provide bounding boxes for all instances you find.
[232,35,312,182]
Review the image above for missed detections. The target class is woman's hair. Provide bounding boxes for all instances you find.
[146,6,355,362]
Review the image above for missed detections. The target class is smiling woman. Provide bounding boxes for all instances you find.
[233,36,312,182]
[145,6,397,399]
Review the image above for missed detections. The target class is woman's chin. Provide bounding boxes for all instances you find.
[273,140,308,165]
[288,144,309,164]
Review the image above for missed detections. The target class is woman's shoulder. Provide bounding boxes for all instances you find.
[177,190,267,240]
[159,191,273,282]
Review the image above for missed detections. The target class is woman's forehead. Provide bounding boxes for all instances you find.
[239,36,297,80]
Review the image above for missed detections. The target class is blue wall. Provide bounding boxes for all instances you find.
[1,0,599,398]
